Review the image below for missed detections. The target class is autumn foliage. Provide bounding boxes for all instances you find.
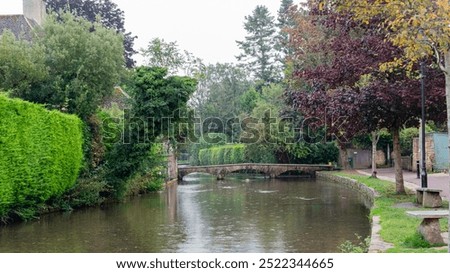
[284,1,446,192]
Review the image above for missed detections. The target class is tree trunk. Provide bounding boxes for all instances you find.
[443,50,450,253]
[371,131,379,178]
[338,143,349,170]
[392,127,405,194]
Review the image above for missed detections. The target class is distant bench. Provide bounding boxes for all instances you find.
[416,188,442,208]
[406,210,448,244]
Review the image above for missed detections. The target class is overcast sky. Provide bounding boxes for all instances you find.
[0,0,288,65]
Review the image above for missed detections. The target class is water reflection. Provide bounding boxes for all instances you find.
[0,174,370,253]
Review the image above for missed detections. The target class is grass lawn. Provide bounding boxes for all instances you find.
[335,172,448,253]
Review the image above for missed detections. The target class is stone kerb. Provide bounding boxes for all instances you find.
[316,172,392,252]
[316,172,377,205]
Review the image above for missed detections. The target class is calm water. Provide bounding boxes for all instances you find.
[0,174,371,253]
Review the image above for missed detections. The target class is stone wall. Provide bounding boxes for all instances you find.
[347,149,371,169]
[376,150,386,166]
[163,141,178,181]
[412,135,435,172]
[401,156,412,171]
[316,172,398,253]
[23,0,46,25]
[316,172,375,208]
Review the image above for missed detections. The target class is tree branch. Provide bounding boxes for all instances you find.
[431,43,447,73]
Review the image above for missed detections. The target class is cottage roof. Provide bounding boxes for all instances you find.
[0,14,38,41]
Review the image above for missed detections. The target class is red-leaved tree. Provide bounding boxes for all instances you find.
[285,1,445,193]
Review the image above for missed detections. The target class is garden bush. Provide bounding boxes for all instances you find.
[189,133,228,165]
[0,95,83,219]
[198,144,247,165]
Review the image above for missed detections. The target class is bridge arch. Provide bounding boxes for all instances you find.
[178,163,333,181]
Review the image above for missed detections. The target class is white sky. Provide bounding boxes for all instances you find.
[0,0,289,65]
[112,0,284,65]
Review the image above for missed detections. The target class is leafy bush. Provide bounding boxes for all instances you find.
[287,142,339,164]
[400,127,419,156]
[231,145,245,163]
[189,133,228,165]
[0,95,83,219]
[245,143,277,163]
[195,142,337,166]
[98,105,124,154]
[198,144,248,165]
[106,67,196,197]
[339,234,371,253]
[49,167,111,211]
[402,233,432,248]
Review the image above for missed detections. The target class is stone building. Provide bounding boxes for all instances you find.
[0,0,45,40]
[412,133,449,172]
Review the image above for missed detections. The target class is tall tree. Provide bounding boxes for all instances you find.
[141,37,204,77]
[0,31,47,93]
[7,12,124,120]
[337,0,450,250]
[275,0,295,63]
[236,5,281,87]
[190,63,252,140]
[107,67,196,195]
[46,0,137,68]
[286,2,446,193]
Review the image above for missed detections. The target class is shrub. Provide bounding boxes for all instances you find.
[189,133,228,165]
[339,234,371,253]
[287,142,339,164]
[198,144,248,165]
[232,145,245,163]
[245,143,277,163]
[402,233,432,248]
[0,95,83,219]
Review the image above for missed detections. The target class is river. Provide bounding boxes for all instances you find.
[0,174,371,252]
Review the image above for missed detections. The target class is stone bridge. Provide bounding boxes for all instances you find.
[178,163,334,180]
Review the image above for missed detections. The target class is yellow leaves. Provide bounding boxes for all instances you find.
[379,58,404,73]
[338,0,450,66]
[318,1,325,11]
[355,74,372,88]
[436,0,450,10]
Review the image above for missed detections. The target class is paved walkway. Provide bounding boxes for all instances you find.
[357,168,449,201]
[357,168,449,252]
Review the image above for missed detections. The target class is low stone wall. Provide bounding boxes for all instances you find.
[317,172,394,253]
[401,155,412,171]
[317,172,376,208]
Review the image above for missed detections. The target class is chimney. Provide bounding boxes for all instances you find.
[23,0,46,25]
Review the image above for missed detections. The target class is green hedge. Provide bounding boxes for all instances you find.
[198,144,247,165]
[0,95,83,218]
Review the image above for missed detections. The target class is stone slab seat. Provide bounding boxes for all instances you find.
[406,210,449,244]
[416,188,443,208]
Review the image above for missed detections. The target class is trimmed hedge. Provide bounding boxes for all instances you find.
[198,144,246,165]
[0,95,83,218]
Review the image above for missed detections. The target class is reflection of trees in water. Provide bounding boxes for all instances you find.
[0,184,185,253]
[165,183,178,223]
[0,176,370,253]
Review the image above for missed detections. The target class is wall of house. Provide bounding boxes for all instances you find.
[412,134,434,172]
[376,150,386,166]
[431,133,449,171]
[23,0,45,25]
[401,156,412,171]
[347,149,371,169]
[412,133,448,172]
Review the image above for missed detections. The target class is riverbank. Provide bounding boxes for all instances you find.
[318,171,448,253]
[358,168,449,200]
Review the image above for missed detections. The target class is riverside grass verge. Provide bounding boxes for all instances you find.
[335,172,448,253]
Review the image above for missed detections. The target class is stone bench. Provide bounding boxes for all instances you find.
[416,188,442,208]
[406,210,448,244]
